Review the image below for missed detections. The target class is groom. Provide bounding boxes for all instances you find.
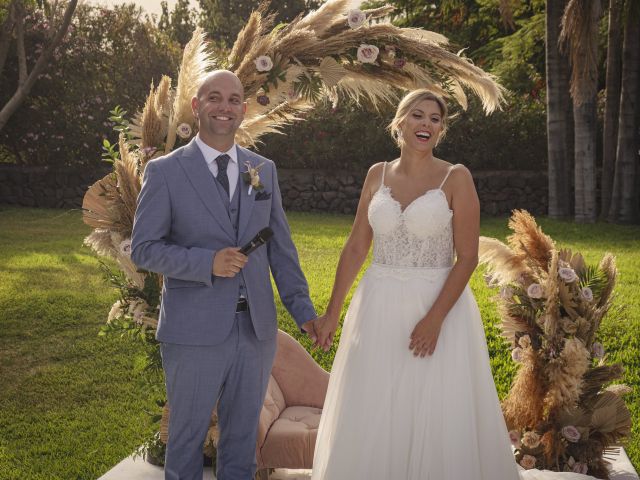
[131,70,318,480]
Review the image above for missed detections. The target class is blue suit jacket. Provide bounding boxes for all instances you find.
[131,139,316,345]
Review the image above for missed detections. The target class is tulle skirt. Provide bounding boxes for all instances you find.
[311,263,598,480]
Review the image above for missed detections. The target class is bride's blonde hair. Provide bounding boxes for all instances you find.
[388,89,448,147]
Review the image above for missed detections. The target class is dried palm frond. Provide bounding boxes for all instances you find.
[543,251,560,338]
[589,391,632,444]
[507,210,555,273]
[166,27,214,153]
[116,253,145,289]
[580,364,625,404]
[605,384,632,397]
[82,173,125,231]
[559,0,601,105]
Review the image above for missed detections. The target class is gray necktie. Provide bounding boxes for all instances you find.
[215,154,230,197]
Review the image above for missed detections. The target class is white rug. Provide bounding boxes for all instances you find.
[98,447,638,480]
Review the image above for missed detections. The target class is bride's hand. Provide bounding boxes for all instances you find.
[409,316,443,357]
[315,314,339,352]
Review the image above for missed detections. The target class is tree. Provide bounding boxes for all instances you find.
[560,0,601,223]
[157,0,197,47]
[198,0,320,48]
[0,0,78,131]
[545,0,573,218]
[608,1,640,223]
[600,0,624,219]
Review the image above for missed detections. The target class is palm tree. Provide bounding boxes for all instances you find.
[546,0,573,219]
[608,1,640,223]
[560,0,601,223]
[600,0,625,219]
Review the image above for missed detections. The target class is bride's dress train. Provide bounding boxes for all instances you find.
[311,164,598,480]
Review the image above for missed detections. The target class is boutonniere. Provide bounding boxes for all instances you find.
[242,161,265,195]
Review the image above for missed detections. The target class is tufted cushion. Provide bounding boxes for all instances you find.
[259,405,323,469]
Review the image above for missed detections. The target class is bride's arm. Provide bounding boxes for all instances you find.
[409,165,480,357]
[314,163,382,350]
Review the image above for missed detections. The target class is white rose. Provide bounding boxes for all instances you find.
[559,267,578,283]
[254,55,273,72]
[357,44,379,64]
[509,430,521,448]
[176,123,192,139]
[250,174,261,188]
[347,9,367,29]
[118,238,132,257]
[527,283,544,299]
[520,454,536,470]
[561,425,581,443]
[581,287,594,302]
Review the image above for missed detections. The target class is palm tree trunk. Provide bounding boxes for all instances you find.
[601,0,625,218]
[573,98,598,222]
[608,2,640,223]
[546,0,573,219]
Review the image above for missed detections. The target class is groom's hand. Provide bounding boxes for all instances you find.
[301,319,318,345]
[212,247,248,277]
[315,314,338,352]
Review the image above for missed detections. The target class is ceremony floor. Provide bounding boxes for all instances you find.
[99,448,639,480]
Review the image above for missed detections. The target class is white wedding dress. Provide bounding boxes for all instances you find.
[311,163,598,480]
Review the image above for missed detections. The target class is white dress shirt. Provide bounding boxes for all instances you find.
[195,135,240,200]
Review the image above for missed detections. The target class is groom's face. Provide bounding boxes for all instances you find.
[192,71,246,145]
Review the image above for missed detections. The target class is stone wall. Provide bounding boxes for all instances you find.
[0,165,547,216]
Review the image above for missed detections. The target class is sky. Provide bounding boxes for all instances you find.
[92,0,364,18]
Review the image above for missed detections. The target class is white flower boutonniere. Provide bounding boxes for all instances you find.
[243,161,265,195]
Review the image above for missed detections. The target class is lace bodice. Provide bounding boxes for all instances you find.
[367,163,456,268]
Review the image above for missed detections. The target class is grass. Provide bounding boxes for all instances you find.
[0,207,638,479]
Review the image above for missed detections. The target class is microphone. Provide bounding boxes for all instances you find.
[239,227,274,255]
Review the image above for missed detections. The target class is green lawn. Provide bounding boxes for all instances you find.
[0,206,638,479]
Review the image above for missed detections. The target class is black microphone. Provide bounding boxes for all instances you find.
[239,227,274,255]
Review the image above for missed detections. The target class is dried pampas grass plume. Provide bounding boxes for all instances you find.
[166,27,214,153]
[507,210,555,273]
[545,338,590,412]
[502,347,546,430]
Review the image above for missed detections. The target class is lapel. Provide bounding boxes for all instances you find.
[236,146,256,240]
[177,139,235,241]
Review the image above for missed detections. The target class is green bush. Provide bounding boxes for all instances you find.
[255,94,547,172]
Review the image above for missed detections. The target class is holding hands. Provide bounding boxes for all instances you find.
[302,314,339,352]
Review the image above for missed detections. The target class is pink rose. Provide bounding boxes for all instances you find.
[347,9,367,29]
[509,430,521,448]
[176,123,192,139]
[559,267,578,283]
[393,58,407,68]
[357,44,379,64]
[257,95,270,106]
[511,347,523,363]
[561,425,581,443]
[591,342,605,358]
[581,287,594,302]
[254,55,273,72]
[527,283,544,299]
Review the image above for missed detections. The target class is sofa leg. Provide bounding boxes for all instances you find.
[255,468,270,480]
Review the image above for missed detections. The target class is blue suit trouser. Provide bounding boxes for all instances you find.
[161,311,277,480]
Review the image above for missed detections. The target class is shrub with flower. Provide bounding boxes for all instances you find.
[480,210,632,479]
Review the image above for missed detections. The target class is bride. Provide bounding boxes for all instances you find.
[309,89,598,480]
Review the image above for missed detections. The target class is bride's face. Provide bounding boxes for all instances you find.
[399,99,444,151]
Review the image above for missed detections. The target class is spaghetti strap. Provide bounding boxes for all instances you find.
[380,161,387,188]
[439,164,458,189]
